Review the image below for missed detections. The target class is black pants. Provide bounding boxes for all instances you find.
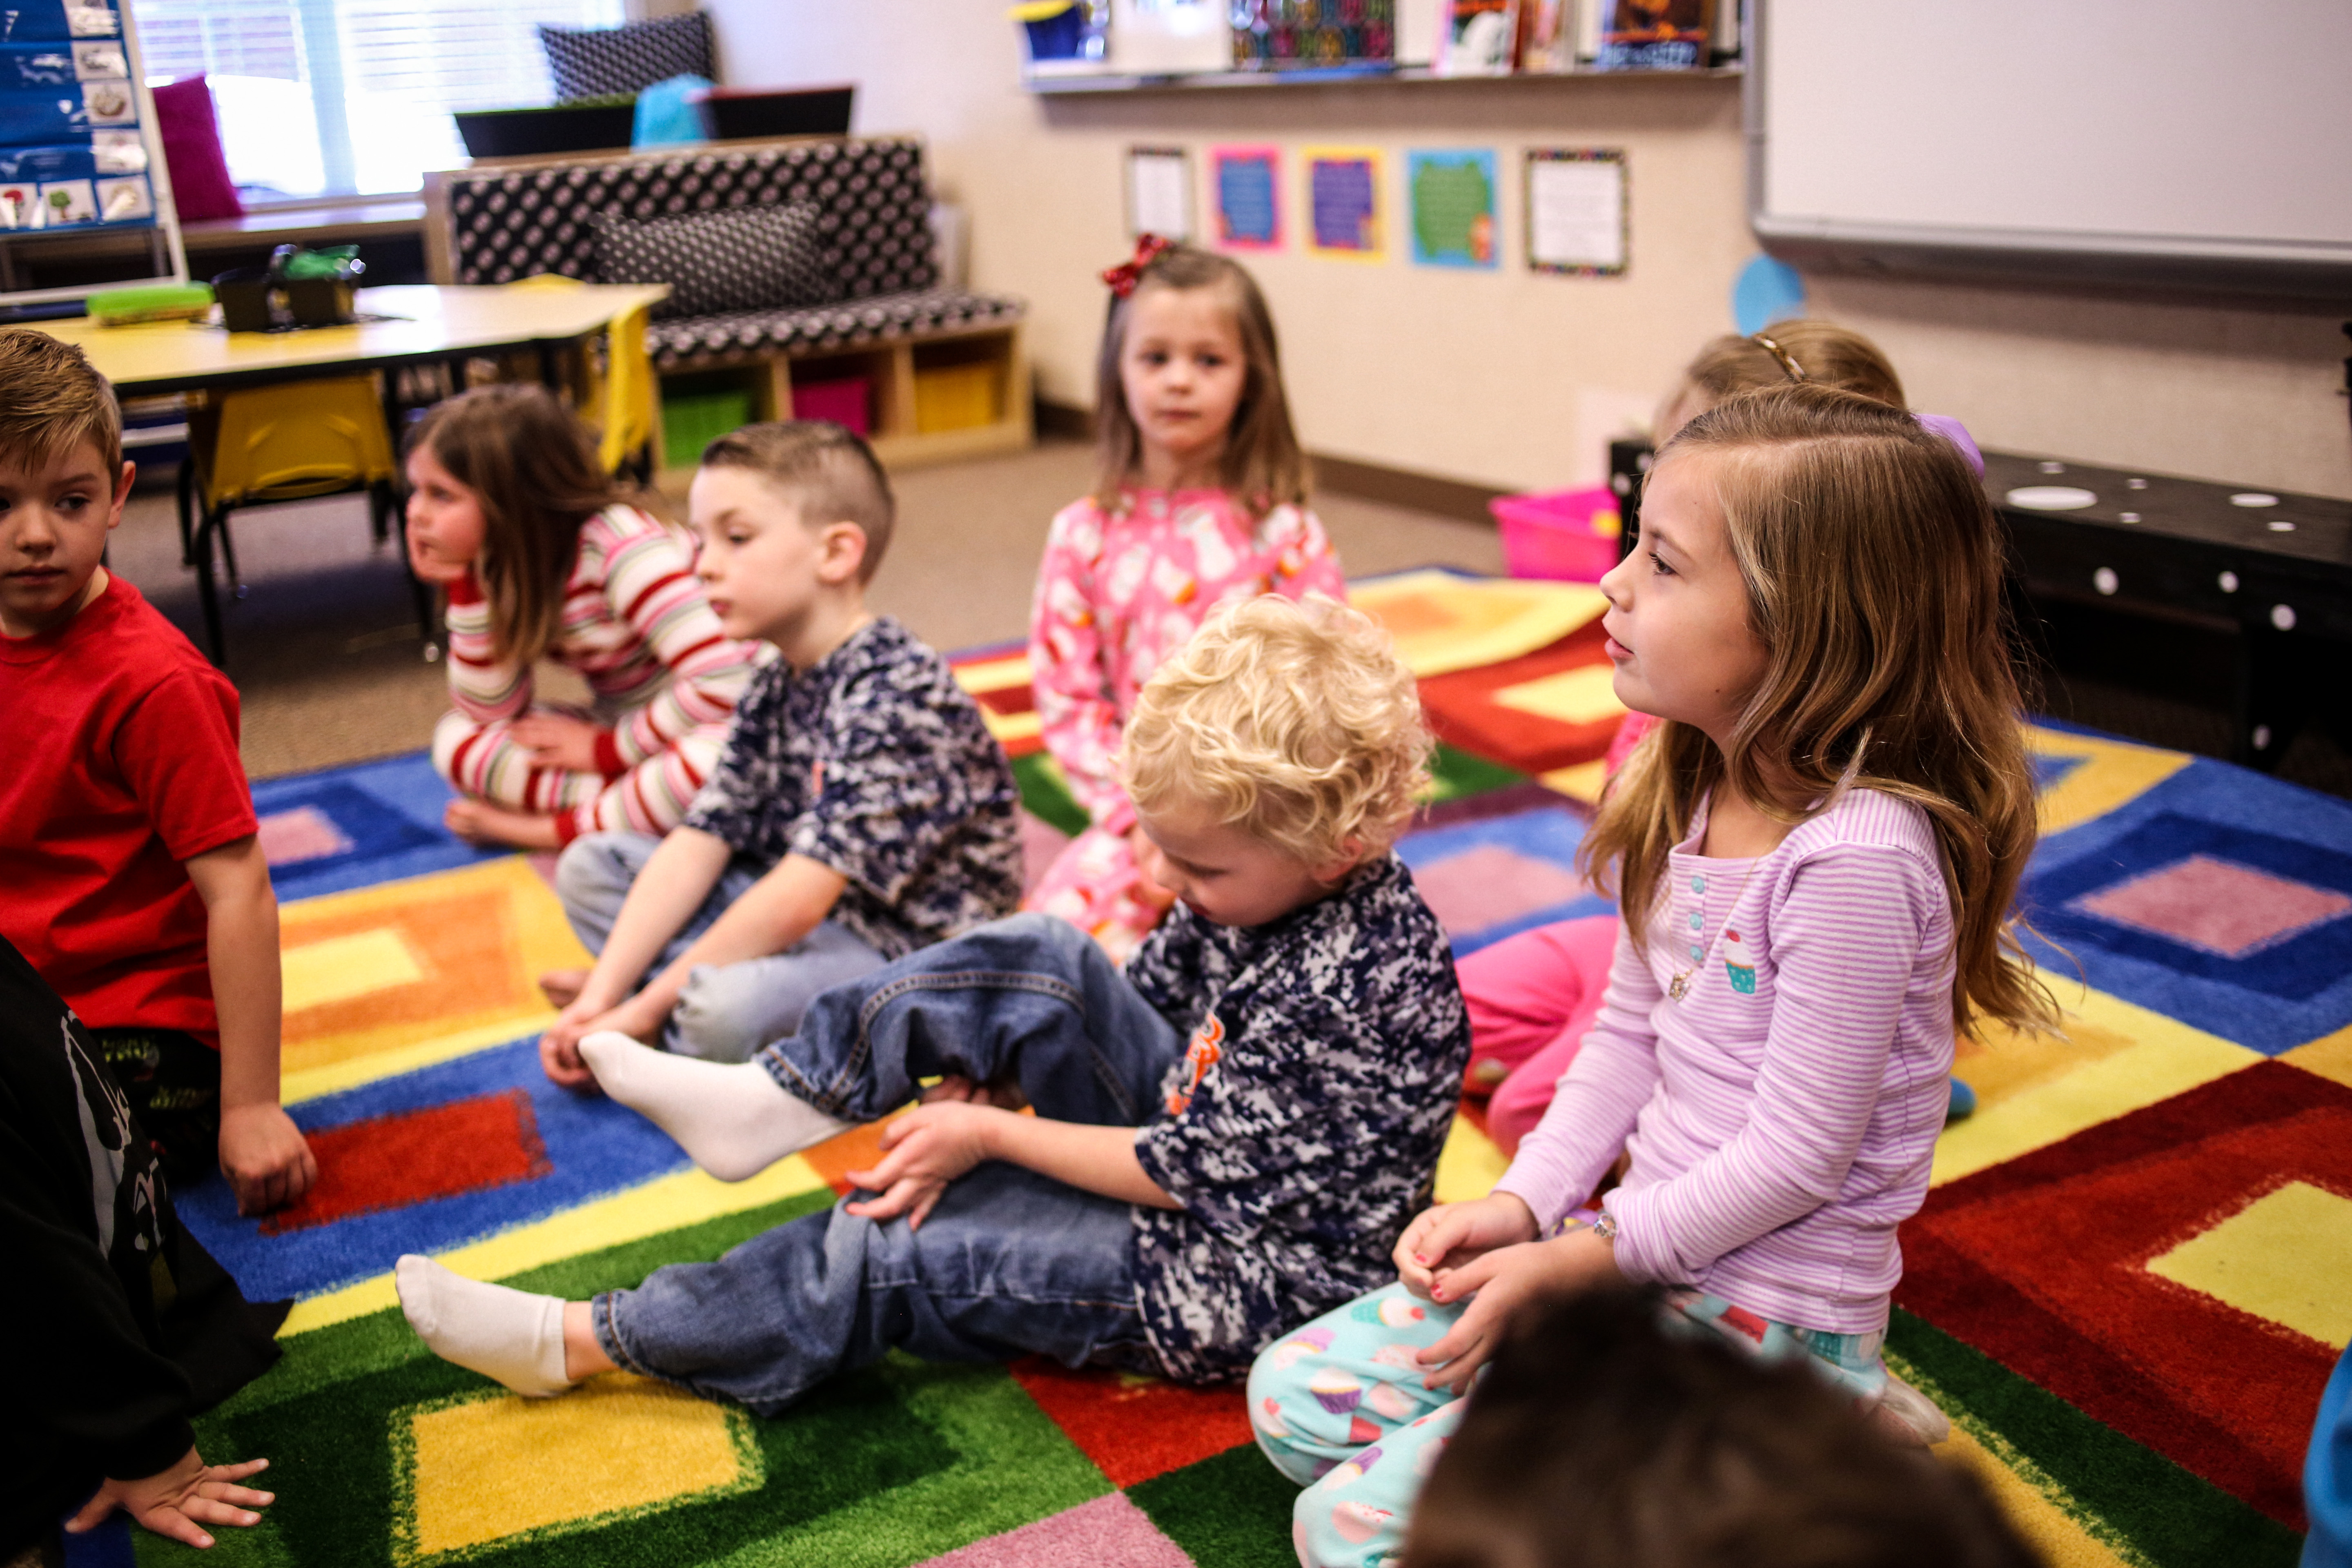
[90,1028,220,1188]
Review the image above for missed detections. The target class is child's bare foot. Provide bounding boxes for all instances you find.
[445,799,564,850]
[538,968,589,1009]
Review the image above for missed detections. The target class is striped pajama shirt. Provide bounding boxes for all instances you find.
[432,504,757,843]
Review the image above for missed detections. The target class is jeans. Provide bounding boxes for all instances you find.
[555,831,889,1062]
[590,913,1186,1414]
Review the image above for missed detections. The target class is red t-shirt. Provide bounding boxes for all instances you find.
[0,574,258,1045]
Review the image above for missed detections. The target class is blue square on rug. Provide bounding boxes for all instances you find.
[2024,758,2352,1052]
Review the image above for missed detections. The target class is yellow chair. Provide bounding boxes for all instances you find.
[179,375,416,663]
[505,274,660,481]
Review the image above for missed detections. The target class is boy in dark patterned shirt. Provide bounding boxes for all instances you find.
[397,596,1472,1409]
[537,423,1022,1077]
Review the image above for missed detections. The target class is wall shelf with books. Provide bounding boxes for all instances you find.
[1024,64,1739,94]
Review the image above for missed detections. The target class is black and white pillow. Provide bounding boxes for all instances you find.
[539,12,716,101]
[593,202,843,319]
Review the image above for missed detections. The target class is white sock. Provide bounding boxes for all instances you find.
[579,1029,851,1182]
[396,1255,574,1398]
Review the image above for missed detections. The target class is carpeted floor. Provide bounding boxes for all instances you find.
[84,571,2347,1568]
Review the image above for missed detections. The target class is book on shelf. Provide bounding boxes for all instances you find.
[1592,0,1713,70]
[1435,0,1519,75]
[1519,0,1575,72]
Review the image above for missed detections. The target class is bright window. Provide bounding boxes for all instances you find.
[131,0,626,200]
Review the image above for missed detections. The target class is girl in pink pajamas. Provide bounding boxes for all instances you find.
[1025,238,1344,961]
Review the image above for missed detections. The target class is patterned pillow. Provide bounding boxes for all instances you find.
[593,203,844,319]
[539,12,715,102]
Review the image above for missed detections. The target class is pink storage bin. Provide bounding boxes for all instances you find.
[1490,484,1622,582]
[792,375,871,437]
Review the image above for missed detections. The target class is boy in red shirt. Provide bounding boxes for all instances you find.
[0,327,314,1215]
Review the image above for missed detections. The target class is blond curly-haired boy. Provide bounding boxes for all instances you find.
[396,595,1473,1409]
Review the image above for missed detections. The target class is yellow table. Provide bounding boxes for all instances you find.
[34,282,669,663]
[40,282,670,396]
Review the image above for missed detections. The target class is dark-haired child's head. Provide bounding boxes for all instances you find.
[688,420,894,656]
[1092,242,1306,515]
[1404,1288,2040,1568]
[405,383,615,665]
[0,328,134,638]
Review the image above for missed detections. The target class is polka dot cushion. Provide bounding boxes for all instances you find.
[593,203,841,319]
[442,134,1025,367]
[538,12,715,102]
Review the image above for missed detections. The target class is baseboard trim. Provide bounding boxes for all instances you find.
[1033,399,1501,526]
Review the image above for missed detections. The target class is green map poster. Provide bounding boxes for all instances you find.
[1408,149,1498,269]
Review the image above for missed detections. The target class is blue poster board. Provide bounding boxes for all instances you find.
[0,0,185,304]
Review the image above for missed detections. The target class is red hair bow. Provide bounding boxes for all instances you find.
[1102,234,1174,298]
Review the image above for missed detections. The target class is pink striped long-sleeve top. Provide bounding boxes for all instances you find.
[1492,787,1957,1336]
[443,504,755,771]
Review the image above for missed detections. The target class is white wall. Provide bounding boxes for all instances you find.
[703,0,2352,499]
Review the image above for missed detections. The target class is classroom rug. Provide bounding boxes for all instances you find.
[116,573,2340,1568]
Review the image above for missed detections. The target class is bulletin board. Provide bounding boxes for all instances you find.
[0,0,186,305]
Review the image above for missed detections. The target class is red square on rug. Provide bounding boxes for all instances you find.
[263,1089,551,1235]
[1010,1356,1254,1488]
[1895,1060,2352,1527]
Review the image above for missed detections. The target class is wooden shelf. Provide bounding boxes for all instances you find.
[1025,62,1740,93]
[655,320,1033,483]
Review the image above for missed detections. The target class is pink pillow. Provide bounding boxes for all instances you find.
[151,75,243,223]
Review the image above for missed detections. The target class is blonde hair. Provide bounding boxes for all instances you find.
[1125,595,1430,867]
[1582,383,2057,1040]
[700,420,896,584]
[1092,244,1309,519]
[1675,319,1905,415]
[0,327,122,476]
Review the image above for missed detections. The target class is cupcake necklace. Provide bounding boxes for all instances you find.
[1665,856,1760,1002]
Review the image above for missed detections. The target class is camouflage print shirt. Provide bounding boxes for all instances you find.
[681,617,1023,960]
[1125,853,1472,1383]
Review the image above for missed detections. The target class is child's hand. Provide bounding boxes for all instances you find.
[218,1103,318,1217]
[511,713,608,774]
[842,1101,1001,1230]
[1414,1225,1621,1394]
[67,1447,275,1550]
[1393,1192,1539,1298]
[540,993,650,1088]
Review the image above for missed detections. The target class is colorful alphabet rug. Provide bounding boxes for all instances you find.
[107,573,2340,1568]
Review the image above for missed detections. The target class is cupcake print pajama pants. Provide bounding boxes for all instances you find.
[1250,1281,1891,1568]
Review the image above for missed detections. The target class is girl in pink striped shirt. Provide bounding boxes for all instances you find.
[1251,385,2057,1568]
[405,386,756,852]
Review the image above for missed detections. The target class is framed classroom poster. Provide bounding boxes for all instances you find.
[1210,144,1282,251]
[1303,146,1384,261]
[1408,148,1498,269]
[1526,149,1628,277]
[1126,145,1193,241]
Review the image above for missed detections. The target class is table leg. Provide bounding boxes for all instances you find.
[191,503,227,667]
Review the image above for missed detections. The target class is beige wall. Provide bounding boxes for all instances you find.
[705,0,2352,499]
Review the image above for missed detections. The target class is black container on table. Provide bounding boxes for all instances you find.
[284,276,357,328]
[211,267,278,333]
[453,100,638,160]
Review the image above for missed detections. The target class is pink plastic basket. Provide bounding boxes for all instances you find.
[791,375,872,437]
[1490,485,1622,583]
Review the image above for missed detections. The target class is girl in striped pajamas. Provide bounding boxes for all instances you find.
[1250,384,2059,1568]
[405,385,755,852]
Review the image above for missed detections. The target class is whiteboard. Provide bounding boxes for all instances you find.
[1747,0,2352,296]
